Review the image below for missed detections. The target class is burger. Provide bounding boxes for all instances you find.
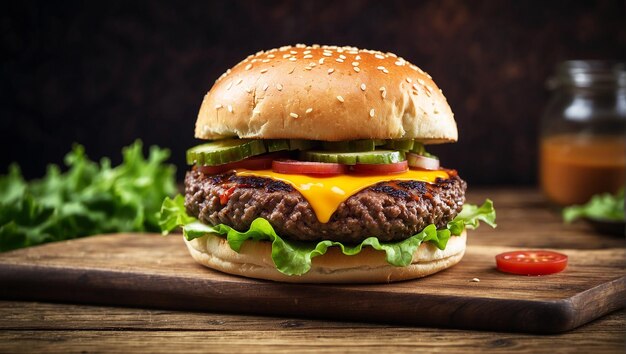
[159,44,495,283]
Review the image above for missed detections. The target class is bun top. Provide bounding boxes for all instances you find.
[195,44,457,143]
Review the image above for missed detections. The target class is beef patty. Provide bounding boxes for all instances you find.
[185,169,466,244]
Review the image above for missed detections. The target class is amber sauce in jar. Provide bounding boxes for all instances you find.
[540,61,626,206]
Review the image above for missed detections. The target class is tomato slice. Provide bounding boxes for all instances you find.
[197,154,281,174]
[272,160,347,175]
[350,160,408,174]
[495,250,568,275]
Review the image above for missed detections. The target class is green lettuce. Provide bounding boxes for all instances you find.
[159,195,496,276]
[563,189,625,223]
[0,141,177,252]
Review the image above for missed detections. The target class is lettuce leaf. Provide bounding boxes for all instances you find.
[0,141,177,252]
[159,195,496,276]
[563,188,625,223]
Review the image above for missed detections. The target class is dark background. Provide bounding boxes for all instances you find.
[2,0,625,185]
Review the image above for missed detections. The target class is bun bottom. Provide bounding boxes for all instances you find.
[184,231,466,283]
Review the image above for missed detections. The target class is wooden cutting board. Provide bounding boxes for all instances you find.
[0,233,624,334]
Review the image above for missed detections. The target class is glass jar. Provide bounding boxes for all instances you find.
[540,61,626,206]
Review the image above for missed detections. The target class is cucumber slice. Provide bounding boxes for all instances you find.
[384,140,415,151]
[288,139,316,151]
[321,139,376,152]
[302,150,404,165]
[265,139,290,152]
[186,139,266,166]
[409,142,426,155]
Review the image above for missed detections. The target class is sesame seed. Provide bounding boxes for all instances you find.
[309,62,316,67]
[353,67,360,72]
[267,54,275,58]
[283,54,291,59]
[328,68,335,74]
[339,54,346,59]
[306,108,313,114]
[245,64,252,71]
[470,278,480,282]
[336,58,344,63]
[360,83,366,91]
[381,90,387,98]
[375,54,385,59]
[336,95,344,103]
[303,50,311,55]
[290,50,297,54]
[262,59,270,63]
[290,112,299,118]
[377,66,385,70]
[296,43,305,48]
[276,83,283,91]
[352,62,359,66]
[227,105,233,113]
[369,108,375,117]
[288,67,295,74]
[303,54,313,59]
[406,78,412,83]
[319,58,325,64]
[395,60,404,66]
[412,83,420,91]
[215,104,223,109]
[355,55,361,60]
[289,57,297,62]
[410,64,419,71]
[383,68,389,74]
[245,87,252,93]
[323,52,332,57]
[263,83,269,91]
[417,78,425,85]
[260,69,268,73]
[227,81,233,90]
[304,66,312,70]
[236,78,243,85]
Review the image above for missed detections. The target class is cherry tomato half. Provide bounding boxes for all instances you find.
[350,160,408,174]
[495,250,568,276]
[272,160,348,175]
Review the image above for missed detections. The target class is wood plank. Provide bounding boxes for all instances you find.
[0,232,623,334]
[0,318,624,354]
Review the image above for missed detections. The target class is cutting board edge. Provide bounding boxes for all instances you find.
[1,262,624,334]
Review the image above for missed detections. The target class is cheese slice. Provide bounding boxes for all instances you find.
[236,169,448,223]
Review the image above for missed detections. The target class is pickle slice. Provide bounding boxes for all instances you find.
[186,139,267,166]
[265,139,290,152]
[321,139,377,152]
[384,140,415,151]
[302,150,404,165]
[288,139,316,151]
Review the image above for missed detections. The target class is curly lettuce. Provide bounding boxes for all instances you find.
[159,195,496,276]
[0,141,177,252]
[563,189,624,223]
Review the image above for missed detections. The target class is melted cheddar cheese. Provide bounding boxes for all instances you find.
[236,169,448,223]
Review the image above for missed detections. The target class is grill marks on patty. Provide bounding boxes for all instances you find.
[185,170,466,244]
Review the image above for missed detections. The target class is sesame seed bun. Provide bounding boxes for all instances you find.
[195,44,457,143]
[184,230,466,283]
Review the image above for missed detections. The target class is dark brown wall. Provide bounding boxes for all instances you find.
[2,0,625,185]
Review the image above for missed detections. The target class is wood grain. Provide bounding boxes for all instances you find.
[0,301,623,354]
[0,189,624,334]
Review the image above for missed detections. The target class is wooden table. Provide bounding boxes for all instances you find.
[1,188,624,353]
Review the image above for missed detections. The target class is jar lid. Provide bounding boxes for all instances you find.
[549,60,626,89]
